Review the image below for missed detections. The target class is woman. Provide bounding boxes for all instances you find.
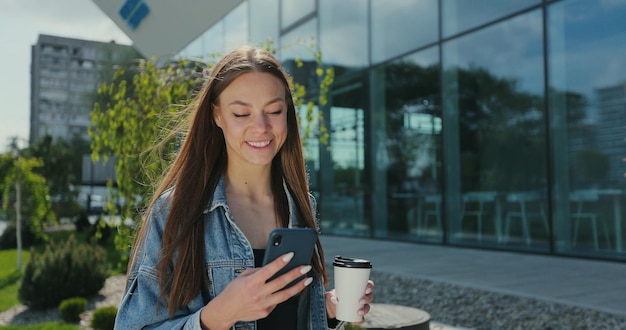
[114,45,374,330]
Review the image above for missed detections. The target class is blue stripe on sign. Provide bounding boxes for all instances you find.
[119,0,140,20]
[128,2,150,30]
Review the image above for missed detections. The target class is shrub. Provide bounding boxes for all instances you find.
[59,297,88,323]
[74,212,90,232]
[86,219,112,244]
[90,306,117,330]
[18,235,109,309]
[0,222,40,249]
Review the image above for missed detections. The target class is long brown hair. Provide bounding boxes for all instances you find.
[129,45,327,316]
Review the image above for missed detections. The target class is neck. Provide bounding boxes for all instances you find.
[224,164,273,198]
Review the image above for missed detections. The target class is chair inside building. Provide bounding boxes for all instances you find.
[503,191,549,245]
[570,190,611,250]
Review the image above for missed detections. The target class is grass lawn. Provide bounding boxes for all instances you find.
[0,322,79,330]
[0,249,29,312]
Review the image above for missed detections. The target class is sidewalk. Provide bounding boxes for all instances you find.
[320,235,626,318]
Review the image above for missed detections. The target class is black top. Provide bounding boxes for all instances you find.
[253,249,299,330]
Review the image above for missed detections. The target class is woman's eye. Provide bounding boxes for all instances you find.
[233,113,249,118]
[269,110,283,115]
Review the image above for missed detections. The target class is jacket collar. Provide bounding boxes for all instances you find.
[203,175,299,227]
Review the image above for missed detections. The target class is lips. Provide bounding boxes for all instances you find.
[247,140,271,148]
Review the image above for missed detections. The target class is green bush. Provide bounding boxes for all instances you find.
[90,306,117,330]
[18,235,109,309]
[0,222,40,249]
[58,297,88,323]
[74,213,90,232]
[86,219,112,244]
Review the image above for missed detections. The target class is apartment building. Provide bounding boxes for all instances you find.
[30,34,135,143]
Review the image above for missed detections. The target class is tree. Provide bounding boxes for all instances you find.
[24,135,90,218]
[90,57,203,257]
[0,149,53,269]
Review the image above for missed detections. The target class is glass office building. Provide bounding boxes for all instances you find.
[177,0,626,261]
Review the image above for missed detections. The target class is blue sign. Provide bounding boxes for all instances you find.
[119,0,150,30]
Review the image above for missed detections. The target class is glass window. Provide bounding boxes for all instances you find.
[319,0,368,70]
[280,18,318,92]
[442,0,540,37]
[442,9,547,249]
[315,76,370,237]
[280,18,317,62]
[250,0,279,48]
[548,0,626,257]
[181,22,224,59]
[224,2,249,53]
[371,0,438,64]
[281,0,315,30]
[179,36,205,59]
[370,47,442,242]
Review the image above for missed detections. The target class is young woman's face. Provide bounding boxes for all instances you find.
[214,72,288,168]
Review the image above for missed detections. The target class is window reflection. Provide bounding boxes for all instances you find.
[249,0,279,47]
[371,0,438,64]
[224,2,248,53]
[548,0,626,254]
[443,10,548,248]
[442,0,540,37]
[377,47,442,242]
[317,78,369,237]
[281,0,315,30]
[280,18,318,93]
[184,22,223,58]
[319,0,368,70]
[280,18,317,62]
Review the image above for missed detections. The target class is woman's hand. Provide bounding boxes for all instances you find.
[325,280,375,325]
[200,252,312,330]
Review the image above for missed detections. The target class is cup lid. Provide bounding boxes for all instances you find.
[333,255,372,268]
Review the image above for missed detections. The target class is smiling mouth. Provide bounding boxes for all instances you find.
[248,140,271,148]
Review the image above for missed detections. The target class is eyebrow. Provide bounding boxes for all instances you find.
[227,97,285,108]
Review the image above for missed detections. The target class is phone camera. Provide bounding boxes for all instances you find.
[272,234,282,246]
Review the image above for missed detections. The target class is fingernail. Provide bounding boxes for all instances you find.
[300,265,312,274]
[365,287,373,294]
[304,277,313,286]
[359,299,367,305]
[282,252,294,262]
[330,295,338,304]
[358,309,365,316]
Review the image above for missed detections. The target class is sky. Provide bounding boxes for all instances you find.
[0,0,131,153]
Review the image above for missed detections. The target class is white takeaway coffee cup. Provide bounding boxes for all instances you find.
[333,256,372,322]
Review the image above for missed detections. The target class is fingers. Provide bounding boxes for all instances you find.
[257,251,295,281]
[255,252,312,303]
[325,280,375,323]
[363,280,375,303]
[325,290,337,319]
[267,263,313,294]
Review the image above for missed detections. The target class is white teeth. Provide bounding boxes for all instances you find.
[248,141,270,147]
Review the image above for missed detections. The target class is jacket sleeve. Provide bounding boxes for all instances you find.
[113,191,208,330]
[114,270,207,330]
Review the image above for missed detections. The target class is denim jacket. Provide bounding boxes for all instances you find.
[114,177,339,330]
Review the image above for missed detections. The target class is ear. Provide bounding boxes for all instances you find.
[213,105,223,129]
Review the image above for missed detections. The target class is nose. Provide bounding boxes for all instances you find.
[251,113,269,131]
